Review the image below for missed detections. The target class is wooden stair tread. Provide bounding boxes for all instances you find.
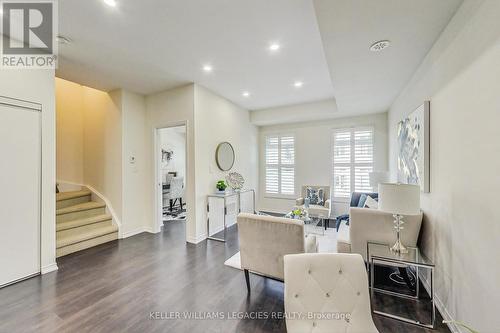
[57,224,118,248]
[56,233,118,257]
[56,190,91,202]
[57,214,112,231]
[56,201,105,215]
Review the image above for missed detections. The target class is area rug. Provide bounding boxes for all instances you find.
[163,210,186,222]
[224,229,338,271]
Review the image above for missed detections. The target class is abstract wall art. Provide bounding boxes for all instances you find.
[397,101,430,193]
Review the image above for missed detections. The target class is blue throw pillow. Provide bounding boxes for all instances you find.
[357,194,368,207]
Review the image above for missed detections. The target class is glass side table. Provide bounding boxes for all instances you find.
[367,242,435,329]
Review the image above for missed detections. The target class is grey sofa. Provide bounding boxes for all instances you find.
[335,191,378,230]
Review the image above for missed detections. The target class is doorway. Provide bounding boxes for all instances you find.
[155,125,187,232]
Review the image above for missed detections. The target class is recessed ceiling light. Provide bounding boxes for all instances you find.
[293,81,304,88]
[202,65,213,72]
[242,91,250,97]
[269,43,281,52]
[103,0,117,7]
[370,40,391,52]
[56,35,72,45]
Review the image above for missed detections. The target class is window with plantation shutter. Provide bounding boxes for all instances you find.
[265,134,295,196]
[332,128,374,199]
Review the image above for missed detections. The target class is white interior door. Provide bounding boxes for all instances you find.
[0,98,41,287]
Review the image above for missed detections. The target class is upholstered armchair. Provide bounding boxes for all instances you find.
[337,207,423,261]
[295,185,331,218]
[237,213,318,292]
[284,253,379,333]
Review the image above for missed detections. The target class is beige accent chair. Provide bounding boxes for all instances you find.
[295,185,331,218]
[237,213,318,292]
[337,207,423,260]
[284,253,379,333]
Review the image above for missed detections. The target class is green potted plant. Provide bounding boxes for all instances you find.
[216,180,227,193]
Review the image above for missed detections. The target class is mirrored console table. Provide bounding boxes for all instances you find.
[207,189,255,242]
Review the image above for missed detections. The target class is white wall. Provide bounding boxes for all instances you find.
[145,84,258,243]
[121,90,151,237]
[194,85,259,239]
[56,81,149,236]
[251,99,339,126]
[55,78,84,184]
[82,88,123,221]
[0,69,57,273]
[387,0,500,331]
[146,84,197,240]
[258,113,388,214]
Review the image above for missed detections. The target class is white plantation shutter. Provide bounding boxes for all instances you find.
[332,128,374,198]
[265,134,295,195]
[354,130,373,192]
[333,131,351,198]
[265,136,279,194]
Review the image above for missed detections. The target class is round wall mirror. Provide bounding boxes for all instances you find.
[215,142,235,171]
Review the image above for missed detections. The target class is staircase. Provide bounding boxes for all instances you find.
[56,189,118,257]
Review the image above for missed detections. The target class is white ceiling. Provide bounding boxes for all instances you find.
[57,0,463,113]
[313,0,463,114]
[57,0,333,110]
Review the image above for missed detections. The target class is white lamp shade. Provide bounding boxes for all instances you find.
[378,183,420,215]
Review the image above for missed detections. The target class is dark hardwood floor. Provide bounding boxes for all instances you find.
[0,221,450,332]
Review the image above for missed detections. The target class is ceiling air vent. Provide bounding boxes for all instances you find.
[370,40,391,52]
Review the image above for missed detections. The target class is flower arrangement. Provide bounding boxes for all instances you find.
[292,208,306,218]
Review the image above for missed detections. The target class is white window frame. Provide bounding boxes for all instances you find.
[331,127,375,202]
[264,133,296,198]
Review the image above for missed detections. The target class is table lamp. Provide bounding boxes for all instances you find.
[378,183,420,253]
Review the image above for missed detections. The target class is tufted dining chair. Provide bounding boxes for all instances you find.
[284,253,379,333]
[163,177,184,212]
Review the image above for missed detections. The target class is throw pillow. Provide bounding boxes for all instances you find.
[364,196,379,209]
[357,194,368,207]
[306,187,324,206]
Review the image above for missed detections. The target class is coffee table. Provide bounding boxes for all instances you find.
[284,212,325,236]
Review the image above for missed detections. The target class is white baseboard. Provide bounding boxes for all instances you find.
[187,233,207,244]
[56,180,82,192]
[41,262,58,274]
[85,184,122,234]
[121,227,155,239]
[419,272,461,333]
